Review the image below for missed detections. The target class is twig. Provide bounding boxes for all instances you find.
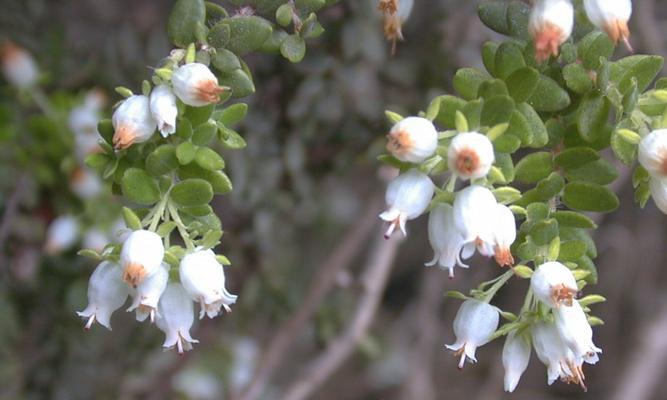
[236,197,383,400]
[281,233,402,400]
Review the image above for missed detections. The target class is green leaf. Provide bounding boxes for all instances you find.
[194,147,226,171]
[554,147,600,170]
[478,1,509,35]
[558,241,588,262]
[210,48,241,73]
[216,16,273,55]
[482,41,499,75]
[564,159,618,185]
[577,31,614,70]
[170,179,214,207]
[97,119,114,145]
[205,1,228,22]
[175,118,193,139]
[85,153,111,173]
[217,68,255,98]
[208,21,231,48]
[517,103,548,147]
[562,182,620,212]
[563,63,593,94]
[121,168,161,205]
[176,142,198,165]
[552,211,597,229]
[179,163,232,194]
[218,124,247,149]
[192,120,218,145]
[146,144,179,176]
[200,229,223,249]
[506,67,538,103]
[514,152,553,183]
[505,1,530,40]
[493,133,521,153]
[122,207,142,230]
[577,255,598,284]
[280,34,306,63]
[216,103,248,126]
[612,55,664,94]
[527,75,571,112]
[478,79,508,99]
[168,0,206,47]
[157,221,177,237]
[495,42,525,79]
[481,96,515,126]
[611,130,637,165]
[184,104,215,126]
[455,110,469,132]
[577,94,610,143]
[276,3,293,27]
[462,99,483,130]
[453,68,489,100]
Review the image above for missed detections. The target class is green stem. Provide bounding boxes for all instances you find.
[481,269,514,303]
[148,190,171,232]
[446,175,457,192]
[520,288,534,314]
[167,201,194,250]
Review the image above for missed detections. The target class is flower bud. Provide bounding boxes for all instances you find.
[649,177,667,214]
[127,263,169,322]
[584,0,632,50]
[445,299,499,369]
[44,215,79,254]
[111,95,156,149]
[532,321,587,389]
[179,249,237,319]
[172,63,226,107]
[531,261,578,308]
[638,129,667,178]
[492,203,516,267]
[77,261,130,330]
[70,166,103,200]
[425,203,467,278]
[529,0,574,63]
[149,84,178,137]
[156,283,199,354]
[0,41,38,88]
[453,185,498,259]
[119,229,165,288]
[554,300,602,365]
[502,331,531,393]
[379,169,434,238]
[447,132,494,180]
[386,116,438,163]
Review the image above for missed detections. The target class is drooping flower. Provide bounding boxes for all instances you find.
[44,215,79,254]
[76,261,130,330]
[453,185,498,259]
[385,116,438,164]
[502,331,531,393]
[531,261,579,308]
[649,177,667,214]
[554,300,602,365]
[379,169,434,238]
[445,299,499,369]
[149,84,178,137]
[378,0,414,54]
[179,249,237,319]
[156,283,199,354]
[119,229,165,288]
[111,95,156,149]
[447,132,495,181]
[127,263,170,322]
[172,63,226,107]
[532,321,587,390]
[529,0,574,63]
[0,41,38,88]
[638,129,667,178]
[584,0,633,50]
[425,203,467,278]
[491,203,516,267]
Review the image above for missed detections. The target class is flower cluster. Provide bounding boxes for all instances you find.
[77,230,236,353]
[529,0,632,62]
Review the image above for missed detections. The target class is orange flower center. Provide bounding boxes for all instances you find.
[386,130,414,156]
[123,262,147,288]
[455,148,480,176]
[113,125,137,150]
[494,246,514,267]
[551,283,577,307]
[195,80,226,104]
[532,22,565,63]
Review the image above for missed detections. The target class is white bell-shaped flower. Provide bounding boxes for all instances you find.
[172,63,226,107]
[379,169,434,238]
[127,263,170,323]
[649,177,667,214]
[179,249,237,319]
[453,185,498,259]
[386,116,438,164]
[44,215,79,254]
[638,129,667,179]
[502,331,531,393]
[447,132,495,180]
[491,203,516,267]
[70,166,103,200]
[584,0,632,49]
[531,261,578,308]
[76,261,129,330]
[445,299,499,369]
[379,0,414,53]
[149,84,178,137]
[529,0,574,63]
[425,203,467,278]
[111,95,156,149]
[119,229,165,288]
[532,321,587,389]
[156,283,199,354]
[554,300,602,365]
[0,41,38,88]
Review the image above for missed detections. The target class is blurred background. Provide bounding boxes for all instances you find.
[1,0,667,399]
